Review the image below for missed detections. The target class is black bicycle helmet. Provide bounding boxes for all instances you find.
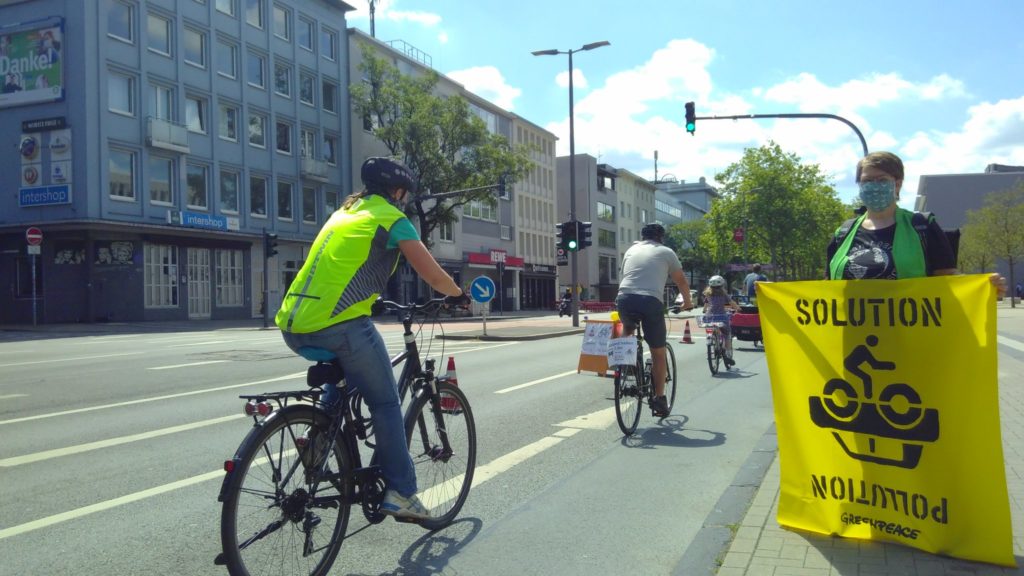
[641,223,665,241]
[361,157,417,195]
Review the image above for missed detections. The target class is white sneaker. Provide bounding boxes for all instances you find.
[381,490,431,520]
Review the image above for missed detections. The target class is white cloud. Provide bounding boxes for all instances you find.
[555,69,588,90]
[346,1,442,27]
[388,10,442,26]
[438,31,449,44]
[447,66,522,111]
[762,72,967,114]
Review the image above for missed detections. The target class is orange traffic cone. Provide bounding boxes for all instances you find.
[440,356,461,412]
[680,320,694,344]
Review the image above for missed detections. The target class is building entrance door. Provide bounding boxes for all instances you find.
[187,248,211,319]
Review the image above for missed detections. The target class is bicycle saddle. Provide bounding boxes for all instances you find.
[298,347,345,388]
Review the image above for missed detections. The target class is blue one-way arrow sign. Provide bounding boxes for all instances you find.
[470,275,496,304]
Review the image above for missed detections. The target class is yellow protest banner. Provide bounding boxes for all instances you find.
[758,275,1013,566]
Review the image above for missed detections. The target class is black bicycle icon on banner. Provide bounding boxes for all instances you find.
[809,335,940,469]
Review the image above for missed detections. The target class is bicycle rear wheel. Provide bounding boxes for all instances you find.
[615,362,643,435]
[220,405,352,576]
[664,344,678,412]
[404,380,477,530]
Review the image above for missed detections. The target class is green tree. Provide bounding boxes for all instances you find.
[667,219,716,287]
[962,183,1024,306]
[350,44,534,243]
[957,221,996,274]
[708,142,847,280]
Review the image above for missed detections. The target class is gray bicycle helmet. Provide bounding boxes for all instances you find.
[709,275,726,288]
[361,157,417,195]
[641,223,665,241]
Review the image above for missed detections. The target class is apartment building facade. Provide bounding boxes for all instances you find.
[0,0,355,324]
[348,29,558,312]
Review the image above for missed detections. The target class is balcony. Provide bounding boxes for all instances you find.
[146,117,190,154]
[301,157,330,182]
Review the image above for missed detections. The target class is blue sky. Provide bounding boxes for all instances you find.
[346,0,1024,207]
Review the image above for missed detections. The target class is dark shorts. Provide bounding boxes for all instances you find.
[614,293,667,348]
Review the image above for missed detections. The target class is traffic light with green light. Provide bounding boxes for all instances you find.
[685,101,696,135]
[564,220,579,251]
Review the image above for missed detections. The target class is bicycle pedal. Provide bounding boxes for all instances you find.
[392,516,421,524]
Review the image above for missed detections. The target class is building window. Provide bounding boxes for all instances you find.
[439,220,453,242]
[15,256,43,299]
[217,40,238,78]
[300,128,315,158]
[109,149,135,200]
[184,28,206,68]
[246,0,263,28]
[465,201,496,222]
[248,112,266,147]
[324,188,339,216]
[273,4,290,40]
[108,2,134,43]
[297,17,313,51]
[501,225,511,240]
[275,121,291,154]
[149,156,174,205]
[108,72,135,116]
[320,27,336,60]
[144,244,178,308]
[277,180,293,220]
[247,52,265,88]
[216,0,235,16]
[299,72,315,105]
[147,14,171,56]
[187,163,209,209]
[219,103,238,141]
[220,169,239,213]
[302,186,316,224]
[598,228,616,249]
[599,255,617,284]
[323,134,336,165]
[597,201,615,222]
[186,96,207,133]
[250,175,268,217]
[215,249,244,307]
[149,84,174,120]
[321,81,337,113]
[273,61,291,97]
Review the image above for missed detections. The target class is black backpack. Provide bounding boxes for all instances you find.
[835,211,960,271]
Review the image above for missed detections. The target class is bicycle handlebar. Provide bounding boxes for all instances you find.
[377,296,448,314]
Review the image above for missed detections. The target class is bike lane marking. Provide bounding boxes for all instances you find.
[0,351,144,369]
[494,370,578,394]
[147,360,230,370]
[998,334,1024,353]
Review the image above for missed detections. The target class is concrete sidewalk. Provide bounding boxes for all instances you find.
[714,301,1024,576]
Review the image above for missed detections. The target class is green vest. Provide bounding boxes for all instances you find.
[828,208,927,280]
[276,195,406,333]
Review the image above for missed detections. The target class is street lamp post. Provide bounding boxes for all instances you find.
[532,40,610,327]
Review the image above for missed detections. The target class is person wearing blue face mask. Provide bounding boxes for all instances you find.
[826,152,1007,295]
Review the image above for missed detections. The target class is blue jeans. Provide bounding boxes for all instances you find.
[281,317,416,497]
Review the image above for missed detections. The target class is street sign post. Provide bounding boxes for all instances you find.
[25,227,42,325]
[470,275,496,337]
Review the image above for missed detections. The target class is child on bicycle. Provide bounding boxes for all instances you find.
[703,275,740,367]
[275,157,467,521]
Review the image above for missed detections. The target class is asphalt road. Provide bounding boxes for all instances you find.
[0,317,775,576]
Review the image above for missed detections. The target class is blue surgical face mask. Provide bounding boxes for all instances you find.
[859,180,896,212]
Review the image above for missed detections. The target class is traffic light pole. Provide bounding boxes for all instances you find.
[568,49,580,327]
[695,112,868,157]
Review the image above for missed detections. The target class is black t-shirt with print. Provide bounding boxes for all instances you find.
[826,218,956,280]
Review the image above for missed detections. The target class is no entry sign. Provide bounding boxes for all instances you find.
[26,226,43,246]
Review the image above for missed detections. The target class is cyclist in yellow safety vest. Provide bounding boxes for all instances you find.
[276,157,467,521]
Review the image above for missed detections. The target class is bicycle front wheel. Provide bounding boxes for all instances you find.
[615,362,643,435]
[220,405,352,576]
[707,338,720,375]
[664,344,678,412]
[405,380,477,530]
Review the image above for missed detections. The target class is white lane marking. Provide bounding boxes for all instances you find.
[494,370,578,394]
[147,360,230,370]
[555,405,619,430]
[0,414,244,467]
[0,406,598,539]
[0,394,28,400]
[0,351,144,369]
[168,340,234,348]
[998,335,1024,353]
[0,372,303,426]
